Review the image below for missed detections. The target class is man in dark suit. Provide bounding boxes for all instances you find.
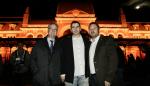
[60,21,90,86]
[30,22,61,86]
[88,22,118,86]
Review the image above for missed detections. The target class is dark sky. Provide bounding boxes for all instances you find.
[0,0,150,22]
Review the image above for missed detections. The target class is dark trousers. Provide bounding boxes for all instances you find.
[89,74,102,86]
[12,72,26,86]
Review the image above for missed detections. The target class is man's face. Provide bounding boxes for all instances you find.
[17,43,24,51]
[48,24,58,38]
[70,23,81,35]
[18,46,23,50]
[89,24,99,38]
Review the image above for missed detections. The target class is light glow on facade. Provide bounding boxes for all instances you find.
[0,7,150,61]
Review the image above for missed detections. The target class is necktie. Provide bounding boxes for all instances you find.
[50,40,54,53]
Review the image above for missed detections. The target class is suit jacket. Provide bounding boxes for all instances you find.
[30,36,61,86]
[60,34,90,83]
[93,36,118,86]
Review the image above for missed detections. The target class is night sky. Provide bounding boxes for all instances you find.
[0,0,150,22]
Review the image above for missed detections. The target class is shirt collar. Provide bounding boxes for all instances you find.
[90,35,100,43]
[47,37,55,42]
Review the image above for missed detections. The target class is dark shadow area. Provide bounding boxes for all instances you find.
[0,39,150,86]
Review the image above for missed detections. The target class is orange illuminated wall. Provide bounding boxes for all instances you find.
[0,7,150,61]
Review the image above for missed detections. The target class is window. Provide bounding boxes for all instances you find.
[118,34,123,39]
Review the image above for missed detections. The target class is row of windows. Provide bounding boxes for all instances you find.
[100,34,124,38]
[1,32,150,39]
[0,34,44,38]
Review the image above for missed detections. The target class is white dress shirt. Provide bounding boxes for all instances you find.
[47,37,55,48]
[72,35,85,76]
[89,35,100,74]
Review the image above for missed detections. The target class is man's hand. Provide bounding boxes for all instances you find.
[60,74,65,82]
[104,81,110,86]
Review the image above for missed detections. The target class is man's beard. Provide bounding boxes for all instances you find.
[91,34,98,38]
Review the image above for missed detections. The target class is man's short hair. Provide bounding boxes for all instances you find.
[48,22,58,29]
[17,43,24,48]
[89,22,100,30]
[70,21,81,28]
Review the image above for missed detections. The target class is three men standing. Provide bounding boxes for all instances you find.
[30,21,118,86]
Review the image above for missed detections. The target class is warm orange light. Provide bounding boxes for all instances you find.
[0,7,150,60]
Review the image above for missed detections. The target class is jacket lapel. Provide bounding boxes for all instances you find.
[43,37,51,52]
[70,36,74,59]
[82,35,88,48]
[82,34,89,59]
[67,35,74,63]
[43,37,53,64]
[94,36,104,60]
[52,37,58,53]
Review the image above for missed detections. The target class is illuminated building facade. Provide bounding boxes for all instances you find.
[0,3,150,61]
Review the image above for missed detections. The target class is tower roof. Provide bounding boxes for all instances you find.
[57,2,95,14]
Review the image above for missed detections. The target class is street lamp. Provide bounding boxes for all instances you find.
[135,5,140,10]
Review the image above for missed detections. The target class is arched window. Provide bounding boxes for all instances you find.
[27,34,33,38]
[37,34,43,38]
[118,34,123,39]
[109,34,114,38]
